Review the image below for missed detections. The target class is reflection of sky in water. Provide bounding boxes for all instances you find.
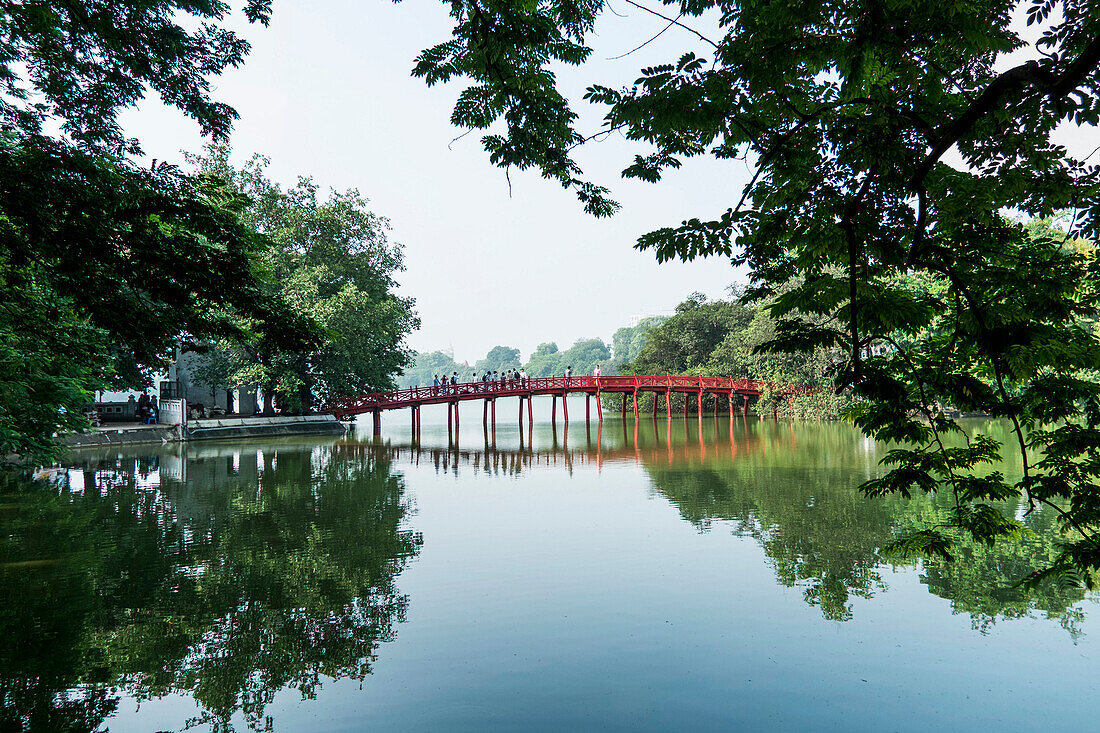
[5,418,1098,732]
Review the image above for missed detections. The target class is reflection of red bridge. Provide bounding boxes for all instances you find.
[331,375,810,434]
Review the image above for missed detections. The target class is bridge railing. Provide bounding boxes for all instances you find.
[330,374,809,414]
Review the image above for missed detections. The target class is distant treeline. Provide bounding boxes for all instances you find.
[402,290,845,418]
[400,315,678,388]
[618,291,847,419]
[400,338,614,388]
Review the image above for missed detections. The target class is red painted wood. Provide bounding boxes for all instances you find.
[329,375,812,418]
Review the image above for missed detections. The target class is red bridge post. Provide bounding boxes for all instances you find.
[633,376,639,420]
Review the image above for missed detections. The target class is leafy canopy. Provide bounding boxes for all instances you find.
[188,148,419,411]
[0,0,309,464]
[0,0,272,151]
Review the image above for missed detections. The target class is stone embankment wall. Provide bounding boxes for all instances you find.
[186,415,346,441]
[63,415,346,450]
[60,425,183,448]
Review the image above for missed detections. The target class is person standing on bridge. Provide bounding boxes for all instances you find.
[565,365,572,385]
[520,368,528,387]
[594,364,601,387]
[433,375,440,395]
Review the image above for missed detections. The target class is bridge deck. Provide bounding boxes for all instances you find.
[332,375,803,418]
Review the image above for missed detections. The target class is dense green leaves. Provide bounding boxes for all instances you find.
[0,0,271,152]
[611,316,668,370]
[0,136,308,465]
[0,1,322,464]
[189,148,419,411]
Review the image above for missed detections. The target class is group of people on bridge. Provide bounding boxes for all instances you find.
[431,364,599,395]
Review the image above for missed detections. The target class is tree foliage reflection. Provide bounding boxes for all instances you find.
[640,421,1097,629]
[0,444,421,732]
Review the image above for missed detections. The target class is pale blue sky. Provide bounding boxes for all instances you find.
[120,1,743,364]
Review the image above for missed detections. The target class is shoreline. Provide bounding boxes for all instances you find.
[62,414,346,449]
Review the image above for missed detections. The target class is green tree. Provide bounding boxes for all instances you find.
[475,345,522,375]
[0,1,318,464]
[627,293,753,374]
[417,0,1100,580]
[399,350,467,388]
[523,342,563,377]
[611,316,668,371]
[555,337,611,376]
[188,149,419,412]
[1,139,313,463]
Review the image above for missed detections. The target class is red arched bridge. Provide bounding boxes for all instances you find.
[330,375,811,435]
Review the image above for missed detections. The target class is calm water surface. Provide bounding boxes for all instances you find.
[3,406,1098,732]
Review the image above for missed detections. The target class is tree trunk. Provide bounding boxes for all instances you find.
[262,388,275,415]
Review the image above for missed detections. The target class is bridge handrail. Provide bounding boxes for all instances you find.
[330,374,814,414]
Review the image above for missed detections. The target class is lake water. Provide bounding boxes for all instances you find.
[3,407,1099,732]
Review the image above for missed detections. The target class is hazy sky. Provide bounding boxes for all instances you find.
[120,1,744,364]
